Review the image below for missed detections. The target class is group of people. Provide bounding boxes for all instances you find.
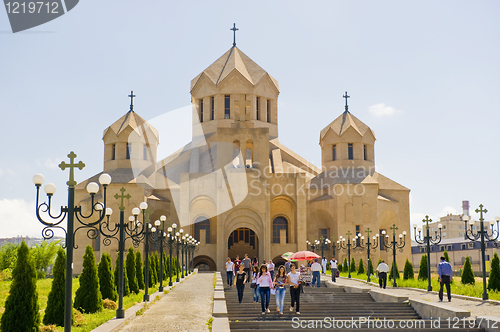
[226,255,301,315]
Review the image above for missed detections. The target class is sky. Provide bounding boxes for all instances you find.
[0,1,499,239]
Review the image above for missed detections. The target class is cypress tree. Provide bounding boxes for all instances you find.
[443,250,450,263]
[389,260,400,280]
[358,258,365,274]
[154,252,160,282]
[148,255,156,286]
[418,254,428,280]
[343,258,349,272]
[403,258,414,280]
[368,258,374,276]
[162,252,168,280]
[461,256,475,285]
[136,251,145,290]
[114,255,130,296]
[74,246,103,313]
[338,263,343,273]
[98,253,117,302]
[1,241,40,332]
[126,247,139,294]
[487,252,500,292]
[44,247,66,326]
[350,257,356,272]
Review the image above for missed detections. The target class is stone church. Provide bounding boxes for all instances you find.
[73,44,411,273]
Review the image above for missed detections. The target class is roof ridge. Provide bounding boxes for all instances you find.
[215,47,235,85]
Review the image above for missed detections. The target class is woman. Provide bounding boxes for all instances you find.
[257,264,274,314]
[251,265,260,303]
[234,264,247,303]
[252,256,258,267]
[287,264,301,315]
[273,265,287,314]
[225,257,234,288]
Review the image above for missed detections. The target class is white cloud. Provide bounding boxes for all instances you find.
[0,199,47,238]
[368,103,403,117]
[36,158,61,170]
[439,205,457,217]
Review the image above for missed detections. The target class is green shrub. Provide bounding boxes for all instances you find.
[126,247,139,294]
[115,254,130,296]
[338,263,343,272]
[1,241,40,331]
[103,298,118,310]
[74,245,103,313]
[98,253,117,302]
[350,257,356,272]
[403,258,414,280]
[367,258,374,276]
[343,258,349,272]
[443,250,450,263]
[136,250,145,289]
[0,242,19,270]
[389,260,400,280]
[154,252,160,282]
[461,256,475,285]
[162,252,168,281]
[418,254,428,280]
[43,247,66,326]
[488,252,500,292]
[31,240,61,279]
[357,258,365,274]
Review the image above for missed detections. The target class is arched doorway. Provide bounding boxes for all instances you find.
[193,255,216,271]
[228,228,258,261]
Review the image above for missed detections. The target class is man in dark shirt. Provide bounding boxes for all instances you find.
[234,255,241,271]
[242,254,252,281]
[438,256,453,302]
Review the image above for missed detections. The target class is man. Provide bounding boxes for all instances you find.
[438,256,453,302]
[234,255,241,272]
[267,259,275,280]
[330,257,338,282]
[376,260,390,289]
[242,254,252,281]
[285,260,291,274]
[311,259,322,287]
[321,256,327,274]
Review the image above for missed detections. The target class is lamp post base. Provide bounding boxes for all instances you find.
[483,292,489,300]
[159,286,164,292]
[116,309,125,319]
[427,286,432,292]
[168,281,173,286]
[143,294,150,302]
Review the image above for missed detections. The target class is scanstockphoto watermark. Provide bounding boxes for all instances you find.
[291,317,483,329]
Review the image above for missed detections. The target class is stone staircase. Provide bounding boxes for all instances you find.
[224,281,484,332]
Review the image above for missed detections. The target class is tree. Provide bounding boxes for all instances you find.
[154,252,160,282]
[388,260,400,280]
[358,258,365,274]
[162,252,168,280]
[126,247,139,294]
[0,242,19,270]
[74,246,103,313]
[136,251,145,290]
[44,247,66,326]
[98,253,117,302]
[115,255,130,296]
[367,258,374,276]
[461,256,475,285]
[343,258,349,272]
[1,241,40,331]
[403,258,414,280]
[31,240,61,278]
[149,254,157,285]
[418,254,428,281]
[338,262,343,272]
[488,252,500,292]
[443,250,450,263]
[350,257,356,273]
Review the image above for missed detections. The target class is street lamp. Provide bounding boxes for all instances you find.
[359,228,379,282]
[168,223,177,286]
[34,151,111,332]
[306,240,317,253]
[179,229,185,278]
[318,237,331,260]
[153,215,167,292]
[383,224,406,287]
[175,229,183,282]
[464,204,500,300]
[336,231,362,279]
[413,215,442,291]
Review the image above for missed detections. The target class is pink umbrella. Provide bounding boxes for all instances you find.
[290,251,320,261]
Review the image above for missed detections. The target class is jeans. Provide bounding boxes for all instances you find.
[290,286,300,312]
[244,268,251,282]
[252,284,260,302]
[259,286,270,312]
[226,271,233,286]
[275,287,286,313]
[378,272,387,289]
[331,268,337,282]
[269,270,275,281]
[439,275,451,301]
[236,284,245,303]
[312,271,321,287]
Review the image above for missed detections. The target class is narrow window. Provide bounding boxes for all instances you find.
[256,97,260,120]
[143,144,147,160]
[348,143,354,160]
[111,144,116,160]
[332,144,336,161]
[211,96,215,120]
[126,143,131,159]
[224,95,230,119]
[363,144,367,160]
[267,99,271,123]
[200,99,204,123]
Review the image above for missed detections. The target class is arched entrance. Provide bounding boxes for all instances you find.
[193,255,216,271]
[228,228,258,260]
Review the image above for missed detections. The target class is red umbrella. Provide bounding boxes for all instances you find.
[290,251,320,261]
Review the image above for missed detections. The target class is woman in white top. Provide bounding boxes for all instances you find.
[257,264,274,314]
[226,257,234,288]
[287,264,301,314]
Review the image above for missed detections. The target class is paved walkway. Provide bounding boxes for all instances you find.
[117,273,213,332]
[327,275,500,319]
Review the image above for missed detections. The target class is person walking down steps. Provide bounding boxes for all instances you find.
[273,265,288,315]
[226,257,234,288]
[234,264,247,304]
[288,264,301,315]
[257,264,274,314]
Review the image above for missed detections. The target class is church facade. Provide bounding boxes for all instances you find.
[73,45,411,273]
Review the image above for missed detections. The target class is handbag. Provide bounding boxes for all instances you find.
[336,270,339,277]
[250,282,257,289]
[270,288,276,295]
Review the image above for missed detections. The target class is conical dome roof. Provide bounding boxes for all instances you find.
[320,111,375,140]
[103,110,158,139]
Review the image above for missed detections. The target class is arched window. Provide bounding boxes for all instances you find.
[194,218,210,244]
[272,217,288,243]
[232,140,241,168]
[246,140,253,168]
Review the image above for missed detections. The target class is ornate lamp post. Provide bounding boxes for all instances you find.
[153,215,167,292]
[336,231,362,279]
[413,215,442,291]
[306,240,317,253]
[359,228,379,282]
[175,229,183,282]
[167,223,177,286]
[383,224,406,287]
[181,235,186,278]
[319,237,331,260]
[33,151,111,332]
[464,204,500,300]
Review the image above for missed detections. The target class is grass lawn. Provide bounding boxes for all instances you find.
[0,275,177,332]
[327,270,500,301]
